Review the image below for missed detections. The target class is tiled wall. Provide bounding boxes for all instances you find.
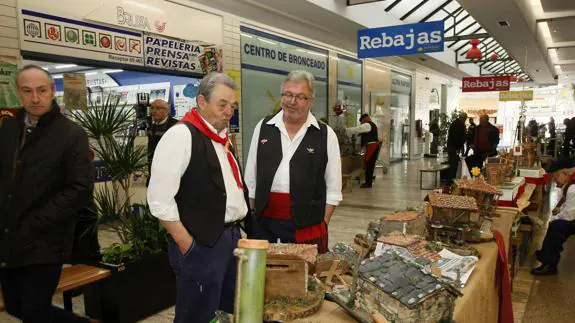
[0,0,19,57]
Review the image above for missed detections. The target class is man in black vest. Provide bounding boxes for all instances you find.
[146,99,177,174]
[245,70,342,254]
[347,113,380,188]
[532,158,575,276]
[0,65,95,322]
[147,73,248,323]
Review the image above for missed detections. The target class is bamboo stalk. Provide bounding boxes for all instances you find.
[234,239,269,323]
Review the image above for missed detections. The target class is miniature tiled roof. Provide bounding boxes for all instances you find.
[267,243,318,264]
[359,253,451,308]
[377,233,421,247]
[428,193,478,211]
[384,211,421,222]
[407,241,442,263]
[454,178,503,195]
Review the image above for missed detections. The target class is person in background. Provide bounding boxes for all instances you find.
[468,114,500,171]
[0,65,95,322]
[245,70,342,254]
[561,118,573,158]
[464,117,476,157]
[147,73,248,322]
[147,99,178,173]
[445,112,467,183]
[532,158,575,276]
[347,113,380,188]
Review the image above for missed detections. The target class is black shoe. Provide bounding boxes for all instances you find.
[360,183,372,188]
[531,264,558,276]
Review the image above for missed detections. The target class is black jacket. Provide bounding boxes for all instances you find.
[0,105,94,267]
[447,118,466,149]
[474,123,500,157]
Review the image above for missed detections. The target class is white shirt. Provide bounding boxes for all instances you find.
[346,122,373,136]
[245,110,343,206]
[553,185,575,222]
[147,119,248,223]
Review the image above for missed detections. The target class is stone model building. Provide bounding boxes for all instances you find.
[356,253,459,322]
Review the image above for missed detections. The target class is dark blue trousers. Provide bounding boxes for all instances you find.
[536,219,575,266]
[167,226,240,323]
[250,216,297,244]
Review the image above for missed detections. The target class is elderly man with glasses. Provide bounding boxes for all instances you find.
[245,70,342,254]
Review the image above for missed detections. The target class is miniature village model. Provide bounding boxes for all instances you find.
[263,243,324,321]
[454,177,503,219]
[427,193,487,242]
[379,211,428,237]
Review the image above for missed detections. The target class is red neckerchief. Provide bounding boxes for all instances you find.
[181,109,243,189]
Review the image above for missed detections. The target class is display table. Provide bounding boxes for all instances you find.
[298,208,517,323]
[497,177,526,207]
[523,172,552,217]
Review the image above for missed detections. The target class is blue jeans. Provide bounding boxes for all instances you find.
[167,226,240,323]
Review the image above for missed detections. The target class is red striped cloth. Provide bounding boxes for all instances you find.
[262,192,328,253]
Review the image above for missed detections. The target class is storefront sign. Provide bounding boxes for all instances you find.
[240,26,328,80]
[358,21,444,58]
[499,90,534,101]
[391,73,412,94]
[0,56,19,108]
[461,76,511,92]
[144,34,222,74]
[63,73,88,110]
[86,72,119,88]
[20,9,144,67]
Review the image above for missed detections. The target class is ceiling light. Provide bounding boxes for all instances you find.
[466,39,482,59]
[53,74,63,79]
[104,69,123,73]
[42,66,49,70]
[54,64,77,69]
[498,20,510,27]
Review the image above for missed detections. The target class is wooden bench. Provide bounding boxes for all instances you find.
[0,264,111,313]
[419,165,450,190]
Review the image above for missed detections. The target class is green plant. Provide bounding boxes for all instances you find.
[73,94,167,265]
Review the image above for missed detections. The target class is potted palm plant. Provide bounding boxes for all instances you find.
[72,95,175,322]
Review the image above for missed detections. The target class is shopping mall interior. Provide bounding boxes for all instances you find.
[1,0,575,322]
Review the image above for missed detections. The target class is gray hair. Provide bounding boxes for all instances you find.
[198,72,237,102]
[16,65,54,87]
[281,70,315,100]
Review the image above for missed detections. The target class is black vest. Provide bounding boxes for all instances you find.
[254,117,328,228]
[174,122,248,246]
[360,121,378,147]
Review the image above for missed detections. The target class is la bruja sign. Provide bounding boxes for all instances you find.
[461,76,511,92]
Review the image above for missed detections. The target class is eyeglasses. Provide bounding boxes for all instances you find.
[281,92,309,102]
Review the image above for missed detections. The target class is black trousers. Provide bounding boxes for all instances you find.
[536,219,575,267]
[446,147,459,182]
[364,144,381,185]
[0,264,89,323]
[167,226,240,323]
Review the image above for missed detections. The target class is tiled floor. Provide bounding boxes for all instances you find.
[1,157,571,322]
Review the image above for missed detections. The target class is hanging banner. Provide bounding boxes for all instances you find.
[499,90,534,101]
[0,56,20,108]
[461,76,511,92]
[143,33,222,74]
[20,9,144,66]
[357,21,444,58]
[63,73,88,110]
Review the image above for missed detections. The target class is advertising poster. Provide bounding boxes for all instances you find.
[63,73,87,110]
[226,70,241,133]
[144,33,222,74]
[0,56,20,108]
[173,81,199,119]
[20,9,144,67]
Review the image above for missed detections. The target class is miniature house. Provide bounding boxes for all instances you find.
[377,233,441,265]
[454,178,503,219]
[356,253,459,322]
[265,243,317,298]
[379,211,428,237]
[427,193,480,242]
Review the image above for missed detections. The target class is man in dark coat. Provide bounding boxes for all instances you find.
[468,114,500,171]
[0,65,95,322]
[445,112,467,183]
[464,117,476,157]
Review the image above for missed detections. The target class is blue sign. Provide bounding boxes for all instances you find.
[357,21,444,58]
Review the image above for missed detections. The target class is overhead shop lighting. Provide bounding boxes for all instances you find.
[54,64,77,69]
